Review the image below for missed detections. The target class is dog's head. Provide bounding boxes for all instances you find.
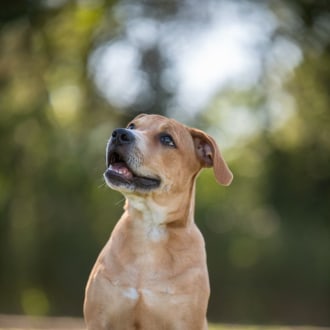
[104,114,233,195]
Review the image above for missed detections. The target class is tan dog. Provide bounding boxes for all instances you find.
[84,114,233,330]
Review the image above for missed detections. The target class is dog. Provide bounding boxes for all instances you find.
[84,113,233,330]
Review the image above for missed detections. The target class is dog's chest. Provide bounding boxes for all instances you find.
[112,283,176,303]
[110,221,170,282]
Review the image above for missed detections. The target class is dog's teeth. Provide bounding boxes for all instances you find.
[109,164,133,179]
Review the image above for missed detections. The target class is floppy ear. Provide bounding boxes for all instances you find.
[190,128,233,186]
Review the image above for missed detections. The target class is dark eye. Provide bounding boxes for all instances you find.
[127,123,135,130]
[160,134,176,148]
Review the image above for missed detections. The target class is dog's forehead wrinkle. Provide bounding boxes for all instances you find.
[137,116,180,132]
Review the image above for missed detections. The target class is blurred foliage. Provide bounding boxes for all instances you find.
[0,0,329,327]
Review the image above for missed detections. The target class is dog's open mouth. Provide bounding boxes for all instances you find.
[108,152,134,180]
[105,151,161,191]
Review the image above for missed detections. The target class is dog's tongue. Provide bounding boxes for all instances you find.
[109,163,133,179]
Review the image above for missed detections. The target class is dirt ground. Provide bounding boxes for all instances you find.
[1,315,329,330]
[0,315,85,330]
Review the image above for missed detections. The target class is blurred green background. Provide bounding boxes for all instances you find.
[0,0,329,327]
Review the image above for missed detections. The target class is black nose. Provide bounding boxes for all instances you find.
[111,128,135,145]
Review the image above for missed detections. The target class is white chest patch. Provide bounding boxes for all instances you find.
[128,196,168,242]
[147,225,167,242]
[123,287,139,300]
[122,287,173,301]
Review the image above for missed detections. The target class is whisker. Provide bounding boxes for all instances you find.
[115,197,125,206]
[98,182,106,189]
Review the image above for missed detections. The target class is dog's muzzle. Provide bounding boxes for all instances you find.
[104,128,161,192]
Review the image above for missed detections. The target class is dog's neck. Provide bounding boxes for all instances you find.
[123,182,197,228]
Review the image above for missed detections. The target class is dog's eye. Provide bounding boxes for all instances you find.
[127,123,135,130]
[160,134,176,148]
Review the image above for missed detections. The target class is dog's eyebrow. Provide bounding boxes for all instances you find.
[160,122,179,133]
[159,124,178,138]
[159,123,170,130]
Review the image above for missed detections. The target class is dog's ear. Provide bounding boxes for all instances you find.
[190,128,233,186]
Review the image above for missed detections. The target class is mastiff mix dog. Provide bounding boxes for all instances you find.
[84,114,233,330]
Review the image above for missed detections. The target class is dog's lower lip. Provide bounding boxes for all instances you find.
[105,165,161,191]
